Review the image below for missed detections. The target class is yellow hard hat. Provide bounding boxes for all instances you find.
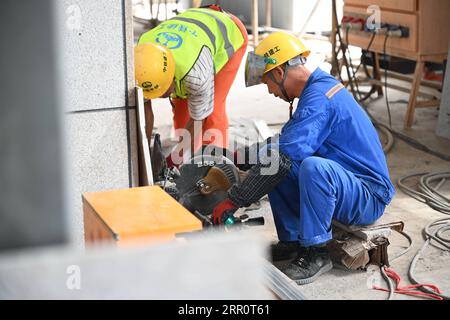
[255,32,310,74]
[245,32,310,87]
[134,43,175,99]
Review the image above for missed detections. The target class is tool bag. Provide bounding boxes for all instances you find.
[326,229,390,270]
[326,214,404,271]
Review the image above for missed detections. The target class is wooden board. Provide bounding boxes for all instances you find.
[136,87,153,186]
[83,200,117,245]
[83,186,202,247]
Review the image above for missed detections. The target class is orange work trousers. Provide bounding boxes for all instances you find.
[171,13,248,152]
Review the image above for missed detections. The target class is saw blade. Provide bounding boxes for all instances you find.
[174,155,240,216]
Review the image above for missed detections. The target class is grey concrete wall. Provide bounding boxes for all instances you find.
[0,1,68,251]
[58,0,138,246]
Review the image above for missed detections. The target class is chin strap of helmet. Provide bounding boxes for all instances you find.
[289,101,294,119]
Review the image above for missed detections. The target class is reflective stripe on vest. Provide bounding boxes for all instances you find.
[170,16,217,54]
[190,9,234,59]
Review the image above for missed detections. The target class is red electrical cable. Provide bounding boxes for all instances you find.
[373,267,443,300]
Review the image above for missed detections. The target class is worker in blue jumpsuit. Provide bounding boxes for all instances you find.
[211,32,395,285]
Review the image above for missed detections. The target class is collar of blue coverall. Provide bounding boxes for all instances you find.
[296,67,323,106]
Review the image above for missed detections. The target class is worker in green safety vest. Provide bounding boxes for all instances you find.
[135,5,248,167]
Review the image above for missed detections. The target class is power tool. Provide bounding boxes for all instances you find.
[158,153,264,228]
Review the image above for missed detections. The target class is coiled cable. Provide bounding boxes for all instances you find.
[397,172,450,299]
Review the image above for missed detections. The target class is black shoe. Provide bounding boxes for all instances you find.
[282,246,333,285]
[270,241,301,262]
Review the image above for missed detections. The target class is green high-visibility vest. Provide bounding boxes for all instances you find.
[138,8,244,99]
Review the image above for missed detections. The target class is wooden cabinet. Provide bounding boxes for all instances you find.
[344,0,450,60]
[343,0,450,128]
[343,5,418,57]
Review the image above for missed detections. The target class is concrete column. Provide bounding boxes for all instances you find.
[58,0,138,246]
[0,0,68,251]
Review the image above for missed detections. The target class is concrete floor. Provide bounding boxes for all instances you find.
[152,39,450,300]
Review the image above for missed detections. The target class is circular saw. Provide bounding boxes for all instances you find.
[174,155,241,218]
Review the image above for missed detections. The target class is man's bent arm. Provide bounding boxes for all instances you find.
[185,117,207,155]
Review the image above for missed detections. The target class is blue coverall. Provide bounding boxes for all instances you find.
[269,68,395,247]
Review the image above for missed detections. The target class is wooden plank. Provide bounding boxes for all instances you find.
[386,69,442,90]
[83,198,116,245]
[405,60,424,128]
[373,52,384,95]
[368,79,438,100]
[252,0,259,47]
[136,87,153,186]
[419,54,448,63]
[359,64,444,90]
[265,0,272,28]
[415,100,441,108]
[330,0,339,77]
[370,79,409,94]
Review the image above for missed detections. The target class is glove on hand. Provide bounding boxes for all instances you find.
[212,199,239,225]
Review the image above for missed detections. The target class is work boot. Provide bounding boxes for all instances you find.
[282,246,333,285]
[270,241,301,262]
